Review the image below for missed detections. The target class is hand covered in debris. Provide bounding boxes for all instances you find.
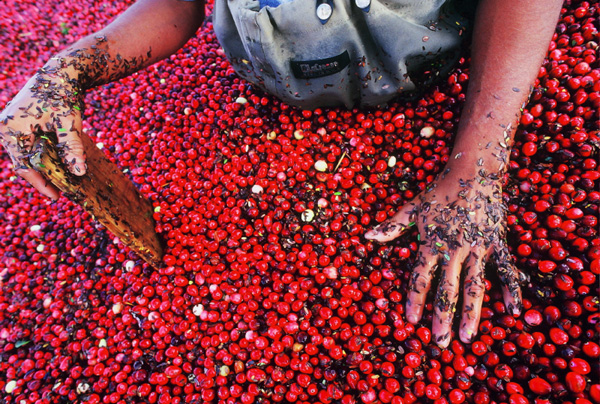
[366,164,523,348]
[0,60,86,200]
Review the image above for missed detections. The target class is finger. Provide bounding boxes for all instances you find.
[405,246,438,324]
[432,252,464,348]
[516,268,529,284]
[459,249,486,344]
[54,115,86,176]
[16,167,60,200]
[493,243,522,317]
[1,127,35,158]
[365,202,417,242]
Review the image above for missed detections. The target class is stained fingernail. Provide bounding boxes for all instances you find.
[436,334,450,349]
[460,328,474,343]
[507,303,521,317]
[407,314,418,324]
[73,163,87,176]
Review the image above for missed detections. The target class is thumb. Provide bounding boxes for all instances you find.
[54,115,86,176]
[16,167,61,200]
[365,202,418,242]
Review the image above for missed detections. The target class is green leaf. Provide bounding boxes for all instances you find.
[15,340,30,348]
[60,22,69,35]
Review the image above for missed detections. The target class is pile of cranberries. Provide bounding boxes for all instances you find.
[0,1,598,403]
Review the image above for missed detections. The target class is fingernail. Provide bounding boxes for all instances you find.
[436,335,450,349]
[407,314,418,324]
[508,303,521,317]
[73,163,87,176]
[460,328,474,343]
[364,230,377,240]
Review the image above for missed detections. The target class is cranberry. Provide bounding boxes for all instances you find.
[569,358,591,375]
[565,372,587,393]
[0,3,598,404]
[549,328,570,345]
[529,377,553,395]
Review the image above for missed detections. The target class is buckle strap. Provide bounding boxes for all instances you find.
[316,0,370,25]
[355,0,370,12]
[316,0,334,24]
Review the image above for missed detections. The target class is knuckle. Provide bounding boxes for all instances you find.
[406,299,423,311]
[410,270,431,286]
[408,271,431,294]
[465,286,484,301]
[440,315,453,325]
[434,310,453,325]
[466,281,485,298]
[498,265,518,284]
[61,141,85,156]
[464,270,485,298]
[443,287,459,301]
[434,288,458,315]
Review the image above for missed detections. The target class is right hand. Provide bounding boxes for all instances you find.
[0,63,87,200]
[365,164,523,347]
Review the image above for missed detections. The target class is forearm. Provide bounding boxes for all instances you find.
[0,0,204,193]
[448,0,563,176]
[43,0,204,90]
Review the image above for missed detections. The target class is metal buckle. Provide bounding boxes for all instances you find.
[316,0,334,24]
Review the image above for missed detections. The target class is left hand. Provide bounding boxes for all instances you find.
[365,166,523,348]
[0,62,86,200]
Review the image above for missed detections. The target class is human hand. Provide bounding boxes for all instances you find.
[0,62,87,200]
[365,166,523,348]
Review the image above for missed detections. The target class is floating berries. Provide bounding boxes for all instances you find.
[0,0,598,403]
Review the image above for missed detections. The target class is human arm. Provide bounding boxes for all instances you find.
[366,0,564,347]
[0,0,204,199]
